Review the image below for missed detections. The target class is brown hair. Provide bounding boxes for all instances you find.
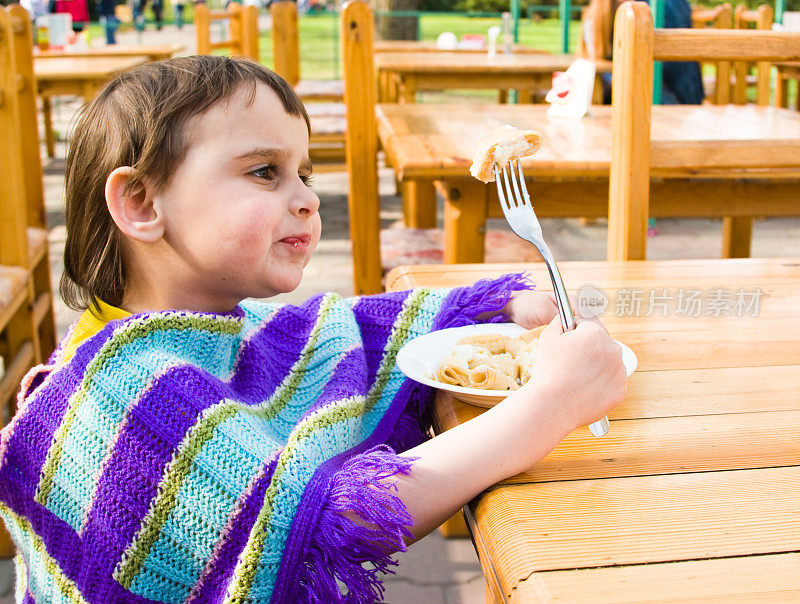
[60,55,310,311]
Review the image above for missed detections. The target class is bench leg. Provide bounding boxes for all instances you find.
[402,181,436,229]
[722,216,752,258]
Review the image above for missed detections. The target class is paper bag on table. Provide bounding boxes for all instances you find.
[545,58,596,119]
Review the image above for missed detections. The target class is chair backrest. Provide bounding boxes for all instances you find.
[7,4,45,229]
[732,4,773,105]
[195,3,259,61]
[0,6,38,431]
[341,0,381,295]
[608,0,800,260]
[691,3,733,104]
[577,0,614,60]
[270,1,300,87]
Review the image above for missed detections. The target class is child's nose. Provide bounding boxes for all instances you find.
[289,182,320,218]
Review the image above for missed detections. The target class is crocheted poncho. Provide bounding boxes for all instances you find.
[0,275,528,603]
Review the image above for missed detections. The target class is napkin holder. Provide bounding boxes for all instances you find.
[545,58,596,119]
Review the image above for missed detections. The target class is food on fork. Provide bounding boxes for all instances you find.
[435,327,544,390]
[469,125,543,183]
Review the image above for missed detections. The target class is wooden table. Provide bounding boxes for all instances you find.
[376,102,800,260]
[33,43,185,61]
[775,61,800,110]
[34,55,151,157]
[375,52,612,103]
[386,257,800,603]
[374,40,548,54]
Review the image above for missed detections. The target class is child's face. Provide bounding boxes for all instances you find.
[152,83,321,308]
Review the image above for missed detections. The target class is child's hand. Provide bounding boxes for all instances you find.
[506,290,574,328]
[525,315,627,433]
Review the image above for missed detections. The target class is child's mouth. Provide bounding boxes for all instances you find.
[279,234,312,251]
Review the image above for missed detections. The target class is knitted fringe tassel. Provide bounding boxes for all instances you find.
[295,445,416,603]
[432,272,533,330]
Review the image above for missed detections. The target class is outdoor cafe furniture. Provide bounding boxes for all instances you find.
[34,54,149,156]
[608,1,800,261]
[33,42,184,61]
[386,257,800,603]
[2,4,57,370]
[775,61,800,110]
[376,102,800,259]
[194,3,259,60]
[374,51,612,103]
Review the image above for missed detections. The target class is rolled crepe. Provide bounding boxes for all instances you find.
[469,125,543,183]
[469,364,520,391]
[456,334,510,355]
[435,353,471,386]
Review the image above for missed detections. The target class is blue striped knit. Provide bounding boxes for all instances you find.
[0,276,529,603]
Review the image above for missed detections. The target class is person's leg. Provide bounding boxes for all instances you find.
[175,3,184,28]
[152,0,162,30]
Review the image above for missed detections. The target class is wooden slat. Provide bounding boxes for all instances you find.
[384,258,800,292]
[270,1,300,86]
[0,341,34,413]
[435,364,800,428]
[341,2,381,295]
[0,270,29,332]
[472,467,800,592]
[511,553,800,603]
[653,29,800,62]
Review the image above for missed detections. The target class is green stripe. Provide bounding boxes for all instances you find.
[35,313,242,508]
[225,289,430,602]
[113,403,239,588]
[114,295,338,587]
[0,503,89,604]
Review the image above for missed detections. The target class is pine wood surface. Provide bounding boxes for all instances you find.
[386,258,800,601]
[33,55,148,80]
[376,103,800,179]
[374,40,549,54]
[510,553,800,602]
[374,52,613,74]
[32,43,184,60]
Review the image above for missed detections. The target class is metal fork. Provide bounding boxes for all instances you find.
[494,159,610,437]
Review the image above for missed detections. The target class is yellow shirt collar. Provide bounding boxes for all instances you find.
[59,299,132,364]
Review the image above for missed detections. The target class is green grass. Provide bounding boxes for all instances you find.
[259,13,582,80]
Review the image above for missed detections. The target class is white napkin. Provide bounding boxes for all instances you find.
[545,58,596,119]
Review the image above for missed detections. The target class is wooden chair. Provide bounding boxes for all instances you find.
[270,0,344,102]
[732,4,773,105]
[195,3,259,61]
[608,0,800,261]
[6,5,57,364]
[269,1,346,168]
[691,3,733,103]
[1,4,46,557]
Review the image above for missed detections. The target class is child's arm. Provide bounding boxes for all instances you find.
[395,315,626,540]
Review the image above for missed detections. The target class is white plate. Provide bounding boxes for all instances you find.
[396,323,638,407]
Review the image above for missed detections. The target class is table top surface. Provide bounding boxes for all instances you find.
[374,51,613,74]
[33,43,184,59]
[374,40,549,54]
[33,55,149,79]
[376,103,800,179]
[386,257,800,602]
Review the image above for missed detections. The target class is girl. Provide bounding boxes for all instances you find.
[0,56,625,603]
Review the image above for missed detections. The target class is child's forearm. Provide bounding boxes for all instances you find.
[396,386,572,543]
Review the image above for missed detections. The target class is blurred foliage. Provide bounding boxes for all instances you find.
[419,0,796,15]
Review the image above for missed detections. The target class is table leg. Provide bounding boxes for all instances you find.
[722,216,752,258]
[42,95,55,158]
[441,179,489,264]
[517,89,533,104]
[775,75,789,109]
[498,89,508,103]
[399,75,417,104]
[402,180,437,229]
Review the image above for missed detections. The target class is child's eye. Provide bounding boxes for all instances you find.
[300,173,315,188]
[251,165,277,181]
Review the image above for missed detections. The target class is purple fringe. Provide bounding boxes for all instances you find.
[431,272,533,331]
[294,445,416,604]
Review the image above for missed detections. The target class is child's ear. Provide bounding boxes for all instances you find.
[105,167,164,243]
